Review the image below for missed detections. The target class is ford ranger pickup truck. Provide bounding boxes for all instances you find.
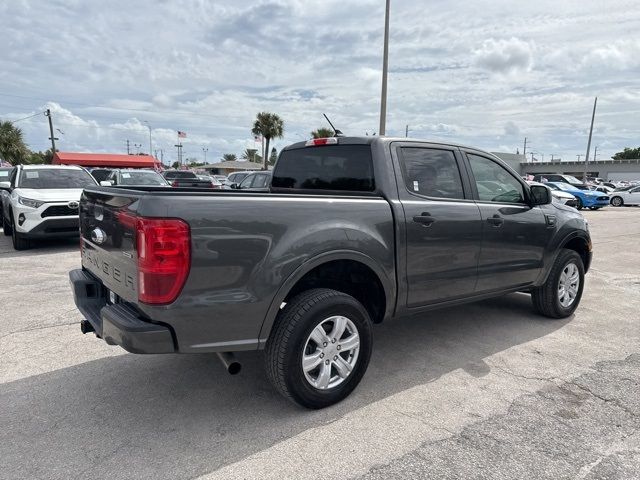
[69,136,592,408]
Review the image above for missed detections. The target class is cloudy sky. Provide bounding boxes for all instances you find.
[1,0,639,164]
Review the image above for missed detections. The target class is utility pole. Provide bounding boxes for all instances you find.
[144,121,152,157]
[583,96,597,182]
[541,153,544,162]
[378,0,390,136]
[125,139,130,154]
[551,154,555,161]
[45,109,58,153]
[174,144,183,167]
[577,154,582,161]
[523,137,527,158]
[593,145,599,161]
[202,147,208,163]
[405,124,409,137]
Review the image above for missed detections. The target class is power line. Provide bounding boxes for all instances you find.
[9,111,44,124]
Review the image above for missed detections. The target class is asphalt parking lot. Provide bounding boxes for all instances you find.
[1,208,639,480]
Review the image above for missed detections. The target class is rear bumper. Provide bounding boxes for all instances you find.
[69,268,175,354]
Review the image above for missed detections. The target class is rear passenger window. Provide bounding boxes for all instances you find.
[399,148,465,199]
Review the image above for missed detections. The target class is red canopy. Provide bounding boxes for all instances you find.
[53,152,160,168]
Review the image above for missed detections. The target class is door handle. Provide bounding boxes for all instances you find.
[413,212,435,226]
[486,214,504,227]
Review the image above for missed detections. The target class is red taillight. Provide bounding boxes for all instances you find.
[171,180,179,187]
[305,137,338,146]
[136,217,190,305]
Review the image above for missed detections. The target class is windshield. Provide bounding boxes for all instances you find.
[552,182,576,192]
[119,171,167,185]
[230,172,249,183]
[563,175,583,184]
[19,169,96,189]
[165,171,196,179]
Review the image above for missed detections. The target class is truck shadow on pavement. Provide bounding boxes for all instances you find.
[1,293,570,479]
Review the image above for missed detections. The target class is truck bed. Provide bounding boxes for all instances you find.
[78,185,395,352]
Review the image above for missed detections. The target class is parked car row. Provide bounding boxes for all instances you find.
[88,167,272,191]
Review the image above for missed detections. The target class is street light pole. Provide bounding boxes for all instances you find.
[202,147,208,163]
[144,121,153,157]
[379,0,390,136]
[583,96,598,182]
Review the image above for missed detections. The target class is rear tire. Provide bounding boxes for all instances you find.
[610,196,623,207]
[265,288,373,409]
[531,249,584,318]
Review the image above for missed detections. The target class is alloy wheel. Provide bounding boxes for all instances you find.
[302,315,360,390]
[558,262,580,308]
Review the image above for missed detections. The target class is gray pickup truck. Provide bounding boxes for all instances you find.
[70,136,592,408]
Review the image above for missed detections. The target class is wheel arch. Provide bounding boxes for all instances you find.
[258,250,395,346]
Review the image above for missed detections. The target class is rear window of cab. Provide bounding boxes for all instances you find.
[272,145,375,192]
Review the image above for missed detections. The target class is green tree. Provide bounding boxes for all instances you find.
[269,147,278,166]
[0,120,29,165]
[241,148,261,163]
[171,161,180,169]
[222,153,237,162]
[251,112,284,170]
[311,127,334,139]
[25,149,54,165]
[612,147,640,160]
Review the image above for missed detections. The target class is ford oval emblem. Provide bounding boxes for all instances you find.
[68,201,79,209]
[90,228,106,245]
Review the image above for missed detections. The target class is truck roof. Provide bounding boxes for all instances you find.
[282,136,495,156]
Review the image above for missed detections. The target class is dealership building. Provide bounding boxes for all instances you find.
[492,153,640,181]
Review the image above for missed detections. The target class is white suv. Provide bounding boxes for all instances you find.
[0,165,97,250]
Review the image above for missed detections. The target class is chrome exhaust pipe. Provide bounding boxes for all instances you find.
[216,352,242,375]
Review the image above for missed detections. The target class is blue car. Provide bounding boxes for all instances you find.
[546,182,609,210]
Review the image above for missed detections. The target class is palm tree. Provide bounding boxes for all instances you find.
[222,153,237,162]
[252,112,284,170]
[241,148,260,162]
[311,127,334,139]
[0,120,29,165]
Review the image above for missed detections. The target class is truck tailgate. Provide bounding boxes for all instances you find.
[79,188,141,304]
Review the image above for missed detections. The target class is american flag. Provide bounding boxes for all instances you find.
[177,131,187,138]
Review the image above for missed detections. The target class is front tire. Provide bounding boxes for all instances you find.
[265,288,373,409]
[531,249,585,318]
[575,197,583,210]
[2,211,11,236]
[611,196,623,207]
[10,213,29,250]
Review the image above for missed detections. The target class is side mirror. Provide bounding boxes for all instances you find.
[530,185,552,206]
[0,181,10,191]
[100,180,113,186]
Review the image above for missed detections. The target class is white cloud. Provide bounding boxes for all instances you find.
[473,37,534,74]
[0,0,638,162]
